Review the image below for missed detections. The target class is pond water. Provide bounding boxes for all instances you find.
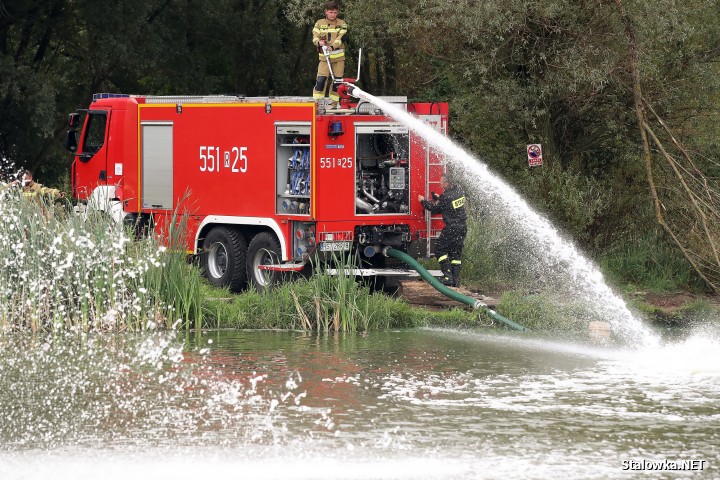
[0,328,718,479]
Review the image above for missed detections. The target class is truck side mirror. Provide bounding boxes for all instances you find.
[65,130,79,152]
[67,113,80,128]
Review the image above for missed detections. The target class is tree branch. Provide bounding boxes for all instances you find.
[643,121,720,272]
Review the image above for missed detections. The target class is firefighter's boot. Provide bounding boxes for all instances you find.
[450,261,462,287]
[313,76,328,101]
[440,260,454,286]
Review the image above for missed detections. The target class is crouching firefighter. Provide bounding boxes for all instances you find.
[419,174,467,287]
[312,1,348,105]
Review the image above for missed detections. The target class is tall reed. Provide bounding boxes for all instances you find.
[140,212,204,330]
[0,192,201,332]
[203,253,416,331]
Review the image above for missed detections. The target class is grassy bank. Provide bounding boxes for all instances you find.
[200,276,476,331]
[2,192,715,334]
[454,212,719,328]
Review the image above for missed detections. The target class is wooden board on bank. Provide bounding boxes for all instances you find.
[397,280,498,310]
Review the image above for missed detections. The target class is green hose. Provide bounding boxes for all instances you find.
[383,247,528,332]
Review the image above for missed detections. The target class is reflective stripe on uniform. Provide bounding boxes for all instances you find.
[451,260,462,265]
[438,255,448,262]
[315,27,346,34]
[318,49,345,60]
[452,196,465,209]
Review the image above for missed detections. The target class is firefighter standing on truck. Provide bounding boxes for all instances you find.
[312,1,347,105]
[418,174,467,287]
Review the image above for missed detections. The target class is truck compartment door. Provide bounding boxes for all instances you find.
[418,114,447,256]
[141,122,173,210]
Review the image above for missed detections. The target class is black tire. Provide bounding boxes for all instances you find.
[201,226,248,291]
[246,232,283,291]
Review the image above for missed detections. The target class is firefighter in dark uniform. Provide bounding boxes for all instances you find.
[312,1,348,105]
[418,174,467,287]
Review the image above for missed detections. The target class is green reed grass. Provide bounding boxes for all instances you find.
[0,192,201,332]
[597,232,704,292]
[0,191,487,333]
[497,289,596,333]
[203,253,420,331]
[140,213,203,330]
[203,275,477,331]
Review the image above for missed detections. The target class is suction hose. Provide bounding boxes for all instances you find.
[383,247,528,332]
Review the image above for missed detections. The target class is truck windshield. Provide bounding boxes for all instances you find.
[82,112,107,155]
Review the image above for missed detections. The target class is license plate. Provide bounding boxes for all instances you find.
[319,241,351,252]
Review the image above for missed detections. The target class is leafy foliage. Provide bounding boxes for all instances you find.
[1,0,718,290]
[0,0,317,181]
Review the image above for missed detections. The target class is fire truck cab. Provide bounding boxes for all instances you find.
[66,92,448,291]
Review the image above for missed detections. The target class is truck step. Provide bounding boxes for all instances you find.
[324,268,442,278]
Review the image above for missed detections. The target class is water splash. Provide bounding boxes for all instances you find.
[613,333,720,378]
[1,329,717,479]
[351,87,657,346]
[0,332,333,450]
[379,329,720,417]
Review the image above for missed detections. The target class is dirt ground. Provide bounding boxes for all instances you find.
[642,291,719,309]
[396,278,720,324]
[633,291,720,325]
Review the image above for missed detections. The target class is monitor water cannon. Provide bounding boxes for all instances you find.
[321,46,363,107]
[337,80,357,106]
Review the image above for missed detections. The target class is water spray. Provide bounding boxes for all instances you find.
[348,84,657,346]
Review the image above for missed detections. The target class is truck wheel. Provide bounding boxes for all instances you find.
[202,226,248,291]
[247,232,283,291]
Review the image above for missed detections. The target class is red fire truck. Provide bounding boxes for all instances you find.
[66,92,448,291]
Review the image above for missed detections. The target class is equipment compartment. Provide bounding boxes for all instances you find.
[354,124,410,215]
[276,123,311,215]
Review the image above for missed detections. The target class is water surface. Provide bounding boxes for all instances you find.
[0,329,717,479]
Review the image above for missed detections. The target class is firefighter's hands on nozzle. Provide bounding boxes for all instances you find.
[419,193,440,203]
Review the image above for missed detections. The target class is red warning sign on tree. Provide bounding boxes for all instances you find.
[527,144,543,167]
